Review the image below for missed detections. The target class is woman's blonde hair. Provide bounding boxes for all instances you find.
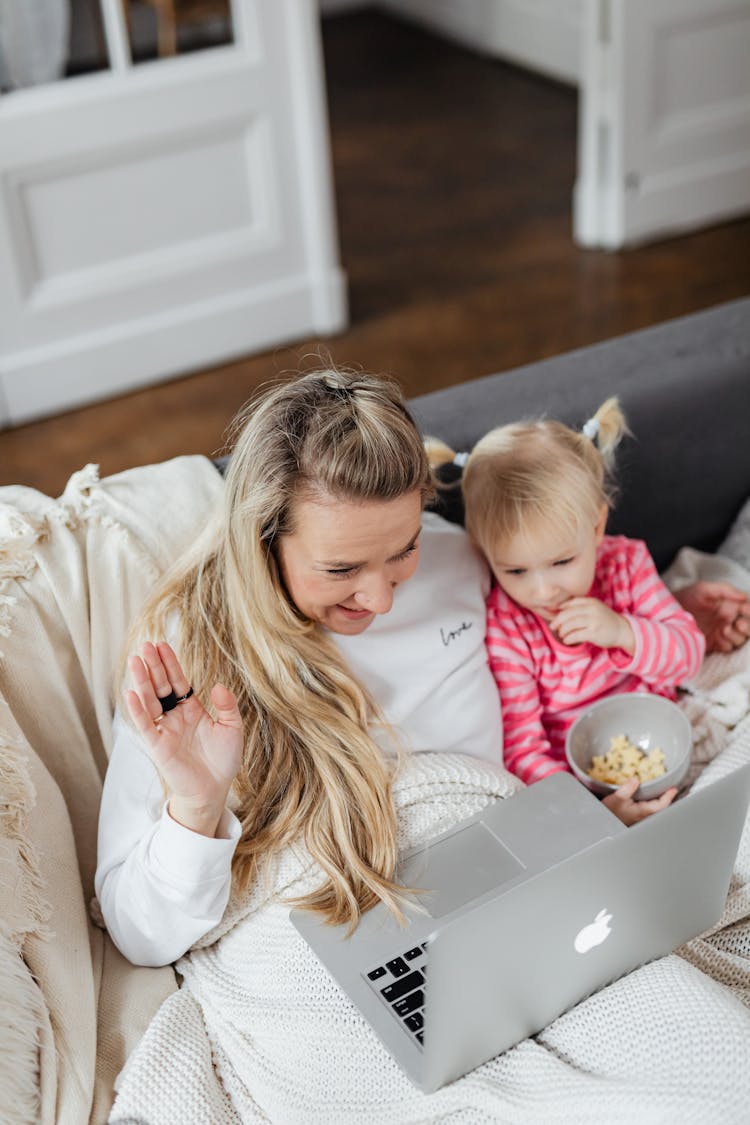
[126,369,433,928]
[427,397,628,561]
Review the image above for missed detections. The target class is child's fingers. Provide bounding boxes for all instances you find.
[603,778,638,806]
[553,613,594,644]
[641,787,677,810]
[631,787,678,820]
[550,608,578,631]
[557,629,589,647]
[557,597,588,610]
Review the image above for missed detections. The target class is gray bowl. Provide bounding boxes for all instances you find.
[565,694,692,800]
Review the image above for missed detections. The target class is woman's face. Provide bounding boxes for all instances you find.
[276,489,423,635]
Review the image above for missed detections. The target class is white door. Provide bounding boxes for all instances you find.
[574,0,750,248]
[0,0,347,426]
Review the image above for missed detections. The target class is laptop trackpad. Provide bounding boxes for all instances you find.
[402,821,525,919]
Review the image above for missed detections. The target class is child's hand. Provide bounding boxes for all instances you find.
[550,597,635,653]
[602,777,677,825]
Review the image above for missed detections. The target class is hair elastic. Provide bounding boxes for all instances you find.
[453,451,469,467]
[581,417,600,441]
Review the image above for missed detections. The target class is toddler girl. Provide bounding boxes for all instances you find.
[439,399,705,824]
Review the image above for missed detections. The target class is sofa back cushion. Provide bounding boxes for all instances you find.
[410,298,750,571]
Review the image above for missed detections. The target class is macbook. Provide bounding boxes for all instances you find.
[291,763,750,1092]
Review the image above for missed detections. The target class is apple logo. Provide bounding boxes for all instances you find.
[574,908,613,954]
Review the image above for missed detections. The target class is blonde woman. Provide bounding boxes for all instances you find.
[95,369,502,967]
[431,398,706,827]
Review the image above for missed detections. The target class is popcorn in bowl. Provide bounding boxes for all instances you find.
[586,733,668,786]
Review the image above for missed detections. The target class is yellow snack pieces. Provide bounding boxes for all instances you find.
[587,733,667,785]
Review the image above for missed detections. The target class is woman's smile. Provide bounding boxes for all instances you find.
[336,604,375,620]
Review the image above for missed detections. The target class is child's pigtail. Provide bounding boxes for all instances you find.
[423,436,459,470]
[584,397,630,470]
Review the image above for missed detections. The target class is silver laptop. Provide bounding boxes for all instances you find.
[291,763,750,1093]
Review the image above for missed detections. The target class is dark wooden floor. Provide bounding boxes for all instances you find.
[2,9,750,494]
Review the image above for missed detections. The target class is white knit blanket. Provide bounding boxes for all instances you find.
[110,708,750,1124]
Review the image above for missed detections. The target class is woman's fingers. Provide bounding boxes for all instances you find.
[131,640,197,719]
[156,640,192,698]
[702,581,749,605]
[722,607,750,646]
[129,641,192,725]
[128,653,164,722]
[210,683,243,728]
[141,640,170,691]
[125,686,160,740]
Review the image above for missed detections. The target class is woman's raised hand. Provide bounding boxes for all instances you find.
[126,641,244,837]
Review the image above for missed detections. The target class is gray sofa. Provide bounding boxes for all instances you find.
[410,296,750,572]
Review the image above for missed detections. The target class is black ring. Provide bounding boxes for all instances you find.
[158,690,179,714]
[175,687,194,704]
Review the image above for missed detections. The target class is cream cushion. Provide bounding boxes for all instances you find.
[0,456,224,1124]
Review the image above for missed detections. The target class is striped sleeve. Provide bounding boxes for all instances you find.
[486,597,568,786]
[611,541,705,686]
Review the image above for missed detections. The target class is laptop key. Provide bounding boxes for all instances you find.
[385,956,409,977]
[381,970,423,1002]
[415,1030,424,1044]
[393,989,424,1017]
[404,1012,423,1032]
[403,946,422,961]
[367,966,387,981]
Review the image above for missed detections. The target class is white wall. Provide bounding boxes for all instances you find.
[379,0,582,85]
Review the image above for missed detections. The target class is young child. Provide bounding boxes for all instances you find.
[438,399,706,825]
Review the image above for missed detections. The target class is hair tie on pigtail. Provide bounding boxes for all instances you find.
[581,417,600,441]
[453,451,469,467]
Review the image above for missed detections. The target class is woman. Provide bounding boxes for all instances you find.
[96,368,503,966]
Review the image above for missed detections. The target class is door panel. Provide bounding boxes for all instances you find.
[575,0,750,248]
[0,0,346,424]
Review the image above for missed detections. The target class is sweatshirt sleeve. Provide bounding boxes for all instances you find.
[486,598,568,786]
[95,709,240,967]
[607,541,706,687]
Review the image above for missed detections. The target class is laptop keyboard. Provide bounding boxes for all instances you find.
[365,942,428,1047]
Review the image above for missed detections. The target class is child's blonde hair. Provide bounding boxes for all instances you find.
[426,397,629,560]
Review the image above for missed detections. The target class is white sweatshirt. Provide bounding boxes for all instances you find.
[95,512,503,966]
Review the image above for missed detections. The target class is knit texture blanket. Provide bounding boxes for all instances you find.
[110,711,750,1124]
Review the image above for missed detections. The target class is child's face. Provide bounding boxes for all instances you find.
[490,504,608,622]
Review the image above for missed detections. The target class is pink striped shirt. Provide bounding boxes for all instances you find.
[486,535,705,786]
